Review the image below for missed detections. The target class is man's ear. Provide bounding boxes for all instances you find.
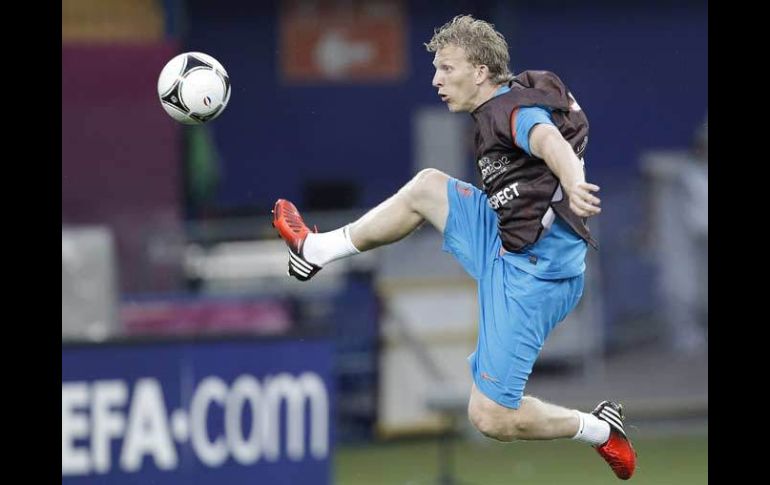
[475,64,490,85]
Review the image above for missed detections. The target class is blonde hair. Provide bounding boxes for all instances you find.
[425,15,515,84]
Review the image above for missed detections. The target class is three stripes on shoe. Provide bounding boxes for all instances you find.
[288,250,319,280]
[597,404,626,437]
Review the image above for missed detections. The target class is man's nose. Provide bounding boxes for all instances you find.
[432,72,442,88]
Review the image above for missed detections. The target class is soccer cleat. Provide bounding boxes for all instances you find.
[272,199,321,281]
[592,400,637,480]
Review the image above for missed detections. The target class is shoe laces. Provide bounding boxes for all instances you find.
[283,208,308,233]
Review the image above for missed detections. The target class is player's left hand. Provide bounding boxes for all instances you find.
[566,182,601,217]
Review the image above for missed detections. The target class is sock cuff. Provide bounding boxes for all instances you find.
[343,225,361,253]
[572,410,585,439]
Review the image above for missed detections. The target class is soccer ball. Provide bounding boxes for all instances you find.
[157,52,231,125]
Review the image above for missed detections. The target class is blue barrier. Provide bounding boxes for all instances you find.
[62,336,333,484]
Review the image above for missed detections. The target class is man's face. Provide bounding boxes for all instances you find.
[432,45,481,112]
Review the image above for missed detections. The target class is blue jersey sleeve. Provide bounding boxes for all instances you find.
[513,106,555,156]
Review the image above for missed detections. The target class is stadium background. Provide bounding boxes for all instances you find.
[62,0,707,483]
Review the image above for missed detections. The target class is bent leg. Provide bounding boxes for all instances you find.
[468,384,579,441]
[466,261,586,442]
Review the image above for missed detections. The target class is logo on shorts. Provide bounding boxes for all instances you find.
[456,184,473,197]
[481,372,499,382]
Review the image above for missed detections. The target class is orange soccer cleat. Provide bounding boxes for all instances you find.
[272,199,321,281]
[592,400,637,480]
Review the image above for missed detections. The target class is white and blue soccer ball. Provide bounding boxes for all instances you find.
[157,52,231,125]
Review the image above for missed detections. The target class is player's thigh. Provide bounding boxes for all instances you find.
[471,266,579,409]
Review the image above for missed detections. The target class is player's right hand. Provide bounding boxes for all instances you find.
[566,181,601,217]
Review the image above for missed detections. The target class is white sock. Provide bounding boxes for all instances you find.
[302,225,360,267]
[572,411,610,446]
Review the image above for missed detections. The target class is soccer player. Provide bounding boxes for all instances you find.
[272,14,636,480]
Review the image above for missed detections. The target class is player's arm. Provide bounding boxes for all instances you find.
[529,123,601,217]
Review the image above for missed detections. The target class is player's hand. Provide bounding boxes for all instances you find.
[566,182,601,217]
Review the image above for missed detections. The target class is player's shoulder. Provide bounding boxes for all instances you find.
[515,70,568,90]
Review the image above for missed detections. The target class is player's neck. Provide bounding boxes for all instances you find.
[471,83,505,111]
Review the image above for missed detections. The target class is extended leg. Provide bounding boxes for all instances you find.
[273,169,451,280]
[347,168,450,251]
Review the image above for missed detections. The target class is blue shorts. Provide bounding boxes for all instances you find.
[442,178,584,409]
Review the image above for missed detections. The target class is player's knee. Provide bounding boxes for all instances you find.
[402,168,446,209]
[469,408,504,441]
[468,404,516,442]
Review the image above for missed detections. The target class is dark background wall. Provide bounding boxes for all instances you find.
[182,0,707,213]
